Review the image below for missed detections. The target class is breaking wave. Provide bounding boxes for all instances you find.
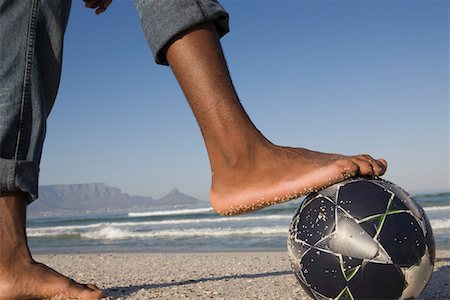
[27,214,292,237]
[423,205,450,212]
[128,208,213,217]
[80,226,288,240]
[430,218,450,230]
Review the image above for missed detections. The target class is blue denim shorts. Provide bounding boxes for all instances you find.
[0,0,229,201]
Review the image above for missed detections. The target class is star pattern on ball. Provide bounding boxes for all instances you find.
[288,178,435,300]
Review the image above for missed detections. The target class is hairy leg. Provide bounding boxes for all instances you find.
[165,22,387,215]
[0,193,103,300]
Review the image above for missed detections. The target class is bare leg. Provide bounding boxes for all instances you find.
[0,193,103,300]
[165,22,387,215]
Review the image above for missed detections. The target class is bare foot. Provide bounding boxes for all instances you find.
[210,144,387,215]
[0,193,103,300]
[163,22,387,216]
[0,259,103,300]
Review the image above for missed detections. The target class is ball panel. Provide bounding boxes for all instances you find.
[400,249,434,299]
[312,183,341,202]
[336,287,354,300]
[337,180,392,220]
[301,249,346,298]
[389,195,410,211]
[293,272,317,299]
[317,215,382,261]
[298,195,318,215]
[310,289,333,300]
[359,217,382,238]
[341,255,363,273]
[383,180,424,219]
[423,212,436,264]
[348,262,406,299]
[294,196,336,245]
[379,212,426,267]
[287,239,309,274]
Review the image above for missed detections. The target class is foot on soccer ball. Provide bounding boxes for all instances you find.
[210,143,387,215]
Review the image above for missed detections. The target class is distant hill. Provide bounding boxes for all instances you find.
[154,188,204,206]
[27,183,206,218]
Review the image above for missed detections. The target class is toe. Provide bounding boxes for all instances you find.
[85,284,101,291]
[378,158,388,174]
[372,160,385,176]
[79,285,104,299]
[64,281,103,299]
[351,157,374,176]
[334,158,359,178]
[362,155,387,176]
[356,154,388,177]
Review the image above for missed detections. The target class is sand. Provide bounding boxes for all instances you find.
[35,250,449,299]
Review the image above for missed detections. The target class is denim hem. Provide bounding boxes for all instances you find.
[135,0,230,65]
[0,158,38,203]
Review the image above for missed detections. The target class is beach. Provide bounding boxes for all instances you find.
[35,250,450,299]
[29,192,450,299]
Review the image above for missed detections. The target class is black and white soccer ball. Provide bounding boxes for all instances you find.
[288,177,435,300]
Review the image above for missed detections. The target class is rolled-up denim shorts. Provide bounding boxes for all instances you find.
[0,0,229,201]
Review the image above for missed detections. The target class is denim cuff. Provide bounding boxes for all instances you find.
[0,158,38,203]
[135,0,229,65]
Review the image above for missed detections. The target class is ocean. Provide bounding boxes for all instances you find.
[27,192,450,254]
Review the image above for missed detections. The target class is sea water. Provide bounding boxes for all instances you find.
[27,192,450,253]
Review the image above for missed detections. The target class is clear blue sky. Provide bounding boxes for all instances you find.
[40,0,449,200]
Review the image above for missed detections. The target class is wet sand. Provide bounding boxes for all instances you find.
[35,250,450,299]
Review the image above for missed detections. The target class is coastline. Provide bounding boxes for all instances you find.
[35,250,450,299]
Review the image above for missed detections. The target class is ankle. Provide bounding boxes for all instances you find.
[0,192,33,269]
[0,246,33,269]
[210,134,272,170]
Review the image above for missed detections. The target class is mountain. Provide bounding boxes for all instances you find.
[28,183,154,217]
[27,183,206,218]
[154,188,205,206]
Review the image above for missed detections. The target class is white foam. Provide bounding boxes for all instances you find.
[27,228,79,237]
[120,214,290,226]
[423,205,450,212]
[27,212,449,239]
[81,226,288,240]
[128,207,213,217]
[27,223,103,237]
[26,215,292,237]
[430,218,450,230]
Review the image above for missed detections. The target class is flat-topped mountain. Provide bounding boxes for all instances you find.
[27,183,206,218]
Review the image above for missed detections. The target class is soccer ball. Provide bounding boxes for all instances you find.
[287,177,435,299]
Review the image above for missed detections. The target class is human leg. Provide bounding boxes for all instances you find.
[165,23,386,215]
[0,193,102,299]
[0,1,102,298]
[134,1,387,215]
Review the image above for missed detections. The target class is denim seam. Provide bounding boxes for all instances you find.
[7,160,14,190]
[194,0,208,21]
[12,0,39,188]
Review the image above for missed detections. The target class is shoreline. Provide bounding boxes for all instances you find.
[30,243,450,255]
[35,250,450,299]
